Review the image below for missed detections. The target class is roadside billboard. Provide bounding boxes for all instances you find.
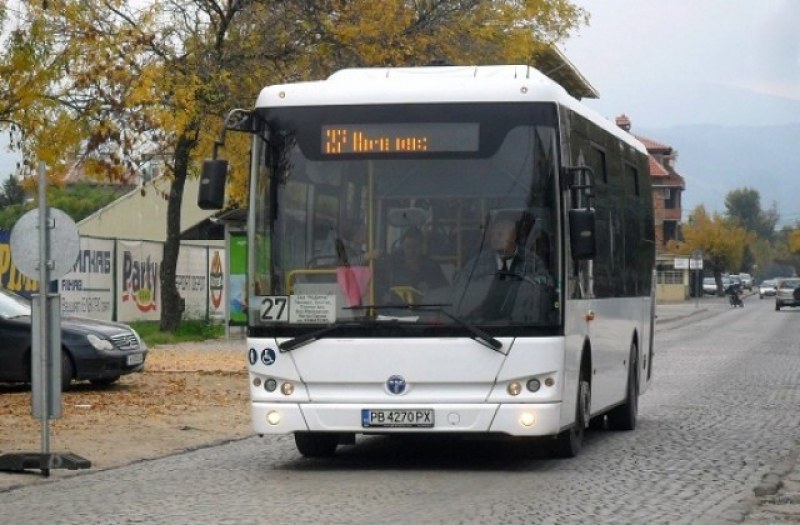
[117,239,162,322]
[176,245,208,320]
[229,232,247,325]
[0,229,40,297]
[58,237,115,321]
[208,247,226,321]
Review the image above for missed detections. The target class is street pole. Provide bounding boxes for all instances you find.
[36,161,51,474]
[691,250,704,309]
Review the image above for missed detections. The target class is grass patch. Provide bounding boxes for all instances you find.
[129,320,225,347]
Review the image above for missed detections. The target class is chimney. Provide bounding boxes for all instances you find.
[615,114,631,131]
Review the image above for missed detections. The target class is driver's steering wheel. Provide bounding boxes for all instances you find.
[390,285,425,304]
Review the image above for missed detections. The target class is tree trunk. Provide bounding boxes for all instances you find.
[160,135,193,332]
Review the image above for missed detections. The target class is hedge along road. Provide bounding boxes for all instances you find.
[1,297,799,524]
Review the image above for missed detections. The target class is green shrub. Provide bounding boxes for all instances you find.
[129,320,225,347]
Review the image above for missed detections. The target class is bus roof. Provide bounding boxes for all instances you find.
[255,65,646,153]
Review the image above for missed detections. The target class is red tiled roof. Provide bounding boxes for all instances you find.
[635,135,672,152]
[648,155,669,177]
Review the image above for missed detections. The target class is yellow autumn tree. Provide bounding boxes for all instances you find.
[3,0,587,331]
[788,228,800,254]
[675,205,753,292]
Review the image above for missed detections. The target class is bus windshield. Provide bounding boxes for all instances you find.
[250,103,561,336]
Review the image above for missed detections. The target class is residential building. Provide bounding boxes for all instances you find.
[615,115,685,253]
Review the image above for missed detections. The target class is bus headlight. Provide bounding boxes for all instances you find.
[281,382,295,396]
[507,381,522,396]
[264,378,278,392]
[519,412,536,427]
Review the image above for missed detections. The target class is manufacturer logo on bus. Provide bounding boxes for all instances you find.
[385,375,407,395]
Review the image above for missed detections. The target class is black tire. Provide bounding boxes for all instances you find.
[607,343,638,431]
[90,376,120,387]
[294,432,339,458]
[61,350,74,391]
[552,372,590,458]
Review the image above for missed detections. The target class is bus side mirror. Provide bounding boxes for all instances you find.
[569,208,596,260]
[198,159,228,210]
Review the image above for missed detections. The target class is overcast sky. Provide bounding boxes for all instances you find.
[562,0,800,128]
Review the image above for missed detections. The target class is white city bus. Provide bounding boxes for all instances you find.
[200,65,656,458]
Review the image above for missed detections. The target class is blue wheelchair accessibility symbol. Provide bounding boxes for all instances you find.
[261,348,276,366]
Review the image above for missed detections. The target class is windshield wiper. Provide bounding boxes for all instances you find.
[278,312,420,352]
[349,303,504,353]
[279,324,347,352]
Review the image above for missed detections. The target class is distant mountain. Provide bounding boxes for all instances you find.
[638,123,800,227]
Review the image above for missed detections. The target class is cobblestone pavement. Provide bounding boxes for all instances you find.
[659,295,800,524]
[1,295,799,524]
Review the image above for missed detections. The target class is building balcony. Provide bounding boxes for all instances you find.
[662,208,682,221]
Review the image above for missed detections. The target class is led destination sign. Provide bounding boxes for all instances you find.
[322,123,479,155]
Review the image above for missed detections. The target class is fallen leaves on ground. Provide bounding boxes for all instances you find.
[0,342,252,487]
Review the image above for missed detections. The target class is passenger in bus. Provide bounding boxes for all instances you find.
[383,227,448,303]
[334,221,378,307]
[335,221,379,267]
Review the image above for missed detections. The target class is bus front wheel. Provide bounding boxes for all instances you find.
[294,432,339,458]
[552,374,590,458]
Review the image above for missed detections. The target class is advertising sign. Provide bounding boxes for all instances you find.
[229,232,247,325]
[673,258,689,270]
[0,229,40,297]
[117,239,162,322]
[208,247,226,320]
[176,245,208,320]
[58,237,115,321]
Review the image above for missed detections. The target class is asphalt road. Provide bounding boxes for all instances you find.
[1,296,799,525]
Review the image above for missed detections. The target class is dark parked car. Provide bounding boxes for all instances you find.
[0,288,147,388]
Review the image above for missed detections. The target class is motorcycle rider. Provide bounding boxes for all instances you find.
[725,279,743,307]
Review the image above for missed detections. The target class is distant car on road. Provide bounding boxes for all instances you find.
[759,279,777,299]
[702,277,718,295]
[0,288,147,389]
[739,273,754,290]
[775,277,800,311]
[703,276,731,295]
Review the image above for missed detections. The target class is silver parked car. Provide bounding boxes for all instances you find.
[775,278,800,311]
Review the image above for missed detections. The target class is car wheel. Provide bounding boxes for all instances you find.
[607,342,638,431]
[61,351,74,391]
[90,376,120,387]
[294,432,339,457]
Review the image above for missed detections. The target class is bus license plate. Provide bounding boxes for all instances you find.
[361,409,434,428]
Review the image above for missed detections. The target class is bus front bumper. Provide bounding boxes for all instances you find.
[252,402,563,437]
